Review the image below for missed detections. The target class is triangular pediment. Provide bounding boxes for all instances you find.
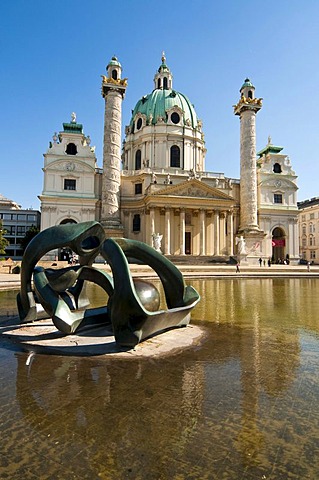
[153,179,234,201]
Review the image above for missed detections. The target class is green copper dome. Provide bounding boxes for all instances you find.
[240,78,254,90]
[130,88,198,129]
[107,56,121,68]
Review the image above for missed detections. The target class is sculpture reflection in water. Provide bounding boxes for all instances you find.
[17,221,200,347]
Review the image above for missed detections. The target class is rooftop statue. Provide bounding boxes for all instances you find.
[17,222,200,348]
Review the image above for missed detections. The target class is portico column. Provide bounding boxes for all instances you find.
[150,208,155,245]
[228,210,234,255]
[293,219,299,258]
[128,212,132,235]
[214,210,220,255]
[165,208,171,255]
[199,209,206,256]
[180,209,185,255]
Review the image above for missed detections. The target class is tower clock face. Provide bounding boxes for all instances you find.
[274,180,282,188]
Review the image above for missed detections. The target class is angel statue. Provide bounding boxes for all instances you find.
[152,232,163,253]
[236,235,247,255]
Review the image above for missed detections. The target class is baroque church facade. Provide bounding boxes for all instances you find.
[39,54,299,264]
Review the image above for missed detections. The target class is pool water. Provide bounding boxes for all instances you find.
[0,278,319,479]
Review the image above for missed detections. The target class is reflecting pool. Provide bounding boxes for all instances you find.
[1,278,319,479]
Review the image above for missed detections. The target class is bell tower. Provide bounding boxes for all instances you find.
[100,56,127,236]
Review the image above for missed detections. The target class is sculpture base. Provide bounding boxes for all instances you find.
[0,319,205,358]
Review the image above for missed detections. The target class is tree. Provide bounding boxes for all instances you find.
[0,220,9,255]
[20,225,40,252]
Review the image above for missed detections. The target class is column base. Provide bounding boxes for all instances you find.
[100,221,124,239]
[237,230,266,264]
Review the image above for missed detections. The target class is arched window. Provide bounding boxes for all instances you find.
[135,149,141,170]
[163,77,168,89]
[248,90,253,99]
[60,218,77,224]
[170,145,180,167]
[133,214,141,232]
[112,69,118,80]
[66,143,77,155]
[273,163,282,173]
[157,78,161,89]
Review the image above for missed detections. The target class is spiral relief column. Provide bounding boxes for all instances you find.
[234,79,262,233]
[234,79,265,261]
[100,56,127,236]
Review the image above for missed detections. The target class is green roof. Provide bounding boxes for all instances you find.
[257,144,283,157]
[63,122,83,134]
[130,88,198,129]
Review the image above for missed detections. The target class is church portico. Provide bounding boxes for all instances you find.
[126,200,237,258]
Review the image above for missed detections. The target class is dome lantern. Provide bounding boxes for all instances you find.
[154,51,173,90]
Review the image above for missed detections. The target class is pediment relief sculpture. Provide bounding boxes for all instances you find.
[154,180,234,201]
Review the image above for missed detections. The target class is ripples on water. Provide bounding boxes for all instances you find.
[0,279,319,479]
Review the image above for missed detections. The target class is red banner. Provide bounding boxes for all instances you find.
[272,239,285,247]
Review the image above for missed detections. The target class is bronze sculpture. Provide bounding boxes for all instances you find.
[17,222,200,347]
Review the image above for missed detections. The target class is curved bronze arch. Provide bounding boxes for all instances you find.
[17,221,105,322]
[101,238,200,346]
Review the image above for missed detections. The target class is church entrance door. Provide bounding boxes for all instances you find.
[272,227,286,263]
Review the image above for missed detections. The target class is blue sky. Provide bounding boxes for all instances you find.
[1,0,319,209]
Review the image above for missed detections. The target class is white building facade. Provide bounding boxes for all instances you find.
[39,54,300,264]
[39,118,101,231]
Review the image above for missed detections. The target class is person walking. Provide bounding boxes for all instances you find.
[259,257,262,267]
[268,258,271,267]
[236,262,240,273]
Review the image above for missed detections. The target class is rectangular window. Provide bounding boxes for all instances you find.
[64,179,76,190]
[302,238,307,247]
[3,213,12,220]
[27,214,37,222]
[17,214,26,221]
[301,215,306,221]
[311,251,316,259]
[135,183,142,195]
[133,214,141,232]
[16,226,26,235]
[310,213,315,219]
[6,226,15,235]
[274,194,283,204]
